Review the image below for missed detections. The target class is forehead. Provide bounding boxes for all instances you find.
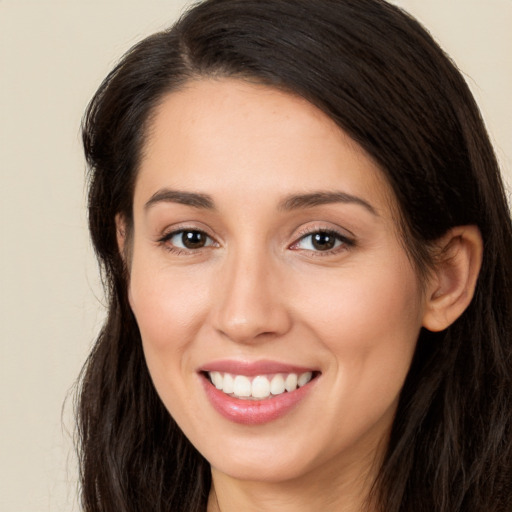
[136,78,395,215]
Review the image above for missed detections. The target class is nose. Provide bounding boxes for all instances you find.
[211,248,292,344]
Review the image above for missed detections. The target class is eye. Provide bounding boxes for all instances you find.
[161,229,216,251]
[291,229,352,253]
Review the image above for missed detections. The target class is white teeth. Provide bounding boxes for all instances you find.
[251,376,271,399]
[207,371,315,399]
[233,375,252,397]
[223,373,234,394]
[298,371,313,387]
[211,371,223,389]
[285,373,298,392]
[270,374,285,395]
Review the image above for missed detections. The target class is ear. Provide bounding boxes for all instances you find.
[115,213,134,308]
[422,225,483,332]
[115,213,128,262]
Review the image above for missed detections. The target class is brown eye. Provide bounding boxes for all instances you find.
[292,229,353,253]
[311,232,337,251]
[181,231,208,249]
[163,229,215,251]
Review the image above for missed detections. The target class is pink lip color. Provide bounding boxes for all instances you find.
[199,359,315,376]
[199,361,318,425]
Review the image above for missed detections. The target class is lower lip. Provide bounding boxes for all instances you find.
[201,374,317,425]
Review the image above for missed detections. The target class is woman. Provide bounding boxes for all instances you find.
[77,0,512,510]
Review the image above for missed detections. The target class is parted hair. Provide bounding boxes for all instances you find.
[78,0,512,510]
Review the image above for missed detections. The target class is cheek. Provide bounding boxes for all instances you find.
[307,253,422,342]
[129,256,204,338]
[127,251,212,379]
[299,257,423,398]
[127,260,212,427]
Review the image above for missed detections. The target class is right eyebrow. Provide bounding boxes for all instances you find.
[144,189,216,211]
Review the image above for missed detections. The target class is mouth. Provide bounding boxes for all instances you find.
[204,370,319,400]
[198,361,320,425]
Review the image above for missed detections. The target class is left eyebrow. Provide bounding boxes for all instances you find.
[278,191,378,215]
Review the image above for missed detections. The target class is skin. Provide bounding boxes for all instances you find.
[119,78,482,511]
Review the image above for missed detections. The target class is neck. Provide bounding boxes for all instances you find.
[207,445,382,512]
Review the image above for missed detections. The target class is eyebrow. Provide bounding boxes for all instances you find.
[279,191,377,215]
[144,188,377,215]
[144,189,215,211]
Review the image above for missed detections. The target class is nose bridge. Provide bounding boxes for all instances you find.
[213,241,291,343]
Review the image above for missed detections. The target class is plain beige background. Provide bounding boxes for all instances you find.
[1,1,510,511]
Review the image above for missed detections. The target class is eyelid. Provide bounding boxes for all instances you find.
[157,221,217,240]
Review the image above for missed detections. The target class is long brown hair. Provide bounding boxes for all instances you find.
[78,1,512,510]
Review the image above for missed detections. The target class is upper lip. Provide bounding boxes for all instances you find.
[198,359,318,376]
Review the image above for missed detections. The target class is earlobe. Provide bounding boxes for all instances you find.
[422,225,483,332]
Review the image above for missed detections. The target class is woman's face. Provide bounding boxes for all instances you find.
[126,79,429,485]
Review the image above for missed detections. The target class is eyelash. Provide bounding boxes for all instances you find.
[157,227,355,256]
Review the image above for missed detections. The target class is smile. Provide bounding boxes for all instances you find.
[199,362,320,425]
[207,371,315,400]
